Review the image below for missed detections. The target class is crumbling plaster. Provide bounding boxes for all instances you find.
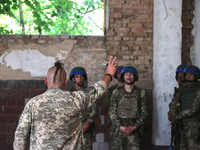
[0,40,76,80]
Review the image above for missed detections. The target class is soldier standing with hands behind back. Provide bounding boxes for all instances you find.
[109,66,148,150]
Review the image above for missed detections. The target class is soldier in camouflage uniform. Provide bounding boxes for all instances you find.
[168,65,200,150]
[13,56,117,150]
[109,66,148,150]
[103,66,124,108]
[168,64,188,149]
[68,66,96,150]
[168,64,188,119]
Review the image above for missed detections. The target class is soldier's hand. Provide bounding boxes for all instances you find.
[120,126,133,135]
[120,126,128,134]
[106,56,117,77]
[127,126,137,132]
[82,121,90,133]
[168,111,176,123]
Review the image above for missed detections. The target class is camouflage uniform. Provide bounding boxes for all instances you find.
[103,83,119,108]
[13,81,107,150]
[103,66,124,109]
[169,65,200,150]
[174,83,200,150]
[68,86,96,150]
[109,86,148,150]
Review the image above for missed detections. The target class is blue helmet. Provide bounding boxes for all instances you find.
[175,64,188,80]
[69,67,87,80]
[114,66,124,79]
[183,65,200,81]
[120,66,138,82]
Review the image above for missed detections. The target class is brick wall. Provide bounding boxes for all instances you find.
[106,0,153,80]
[0,0,195,149]
[182,0,194,64]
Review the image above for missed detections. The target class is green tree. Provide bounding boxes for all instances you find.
[0,0,104,35]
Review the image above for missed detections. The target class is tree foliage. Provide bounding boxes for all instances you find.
[0,0,104,35]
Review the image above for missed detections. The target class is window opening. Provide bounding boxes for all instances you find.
[0,0,104,35]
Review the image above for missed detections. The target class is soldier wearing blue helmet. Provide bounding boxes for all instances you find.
[68,66,95,150]
[169,65,200,150]
[103,66,124,108]
[109,66,148,150]
[168,64,188,149]
[69,67,87,90]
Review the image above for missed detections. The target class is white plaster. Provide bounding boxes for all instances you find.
[191,0,200,66]
[153,0,182,145]
[0,52,8,65]
[56,50,68,60]
[0,49,62,77]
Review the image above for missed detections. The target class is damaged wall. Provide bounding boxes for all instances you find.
[0,0,197,148]
[0,35,107,85]
[0,40,75,79]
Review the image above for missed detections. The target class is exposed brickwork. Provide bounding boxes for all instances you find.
[106,0,153,80]
[182,0,194,64]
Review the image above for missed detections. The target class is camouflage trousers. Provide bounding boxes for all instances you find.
[110,132,140,150]
[180,124,200,150]
[83,131,93,150]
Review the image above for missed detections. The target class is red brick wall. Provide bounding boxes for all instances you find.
[182,0,194,64]
[106,0,153,80]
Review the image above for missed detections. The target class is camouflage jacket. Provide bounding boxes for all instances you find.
[169,87,181,116]
[103,84,120,108]
[13,81,107,150]
[108,86,148,130]
[68,86,96,124]
[174,83,200,120]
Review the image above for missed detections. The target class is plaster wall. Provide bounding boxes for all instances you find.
[191,0,200,66]
[0,40,76,79]
[153,0,182,145]
[0,36,107,86]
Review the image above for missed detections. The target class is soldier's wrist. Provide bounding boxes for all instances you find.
[105,73,113,81]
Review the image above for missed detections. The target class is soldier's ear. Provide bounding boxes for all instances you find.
[64,79,67,86]
[44,77,48,85]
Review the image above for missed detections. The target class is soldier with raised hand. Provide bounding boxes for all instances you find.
[13,56,117,150]
[68,66,96,150]
[169,65,200,150]
[109,66,148,150]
